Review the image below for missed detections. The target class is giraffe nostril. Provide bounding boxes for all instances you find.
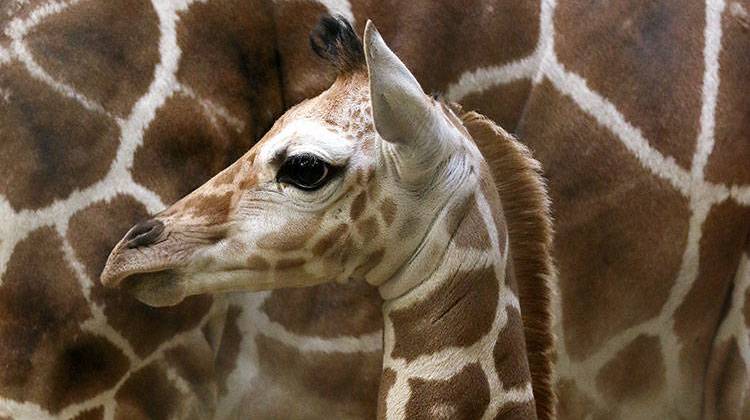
[124,219,165,249]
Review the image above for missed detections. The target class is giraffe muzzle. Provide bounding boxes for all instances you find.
[100,217,226,306]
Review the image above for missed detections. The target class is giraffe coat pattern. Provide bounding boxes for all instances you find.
[1,0,749,419]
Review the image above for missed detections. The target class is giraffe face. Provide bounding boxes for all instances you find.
[100,19,477,306]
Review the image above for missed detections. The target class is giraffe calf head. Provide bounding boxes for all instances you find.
[101,16,481,306]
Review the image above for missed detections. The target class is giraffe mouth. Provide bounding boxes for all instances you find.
[100,222,200,306]
[119,269,187,307]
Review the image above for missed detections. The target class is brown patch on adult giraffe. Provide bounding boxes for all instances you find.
[246,255,270,271]
[389,266,498,361]
[379,198,397,226]
[71,407,104,420]
[703,337,750,419]
[519,80,688,359]
[215,305,243,397]
[262,279,383,338]
[350,191,368,221]
[704,8,750,185]
[405,363,490,420]
[674,201,750,384]
[40,333,130,413]
[596,334,665,402]
[555,0,704,169]
[26,0,159,116]
[164,342,216,415]
[255,334,381,418]
[0,228,132,412]
[114,361,179,420]
[555,379,606,420]
[351,0,540,93]
[460,80,534,132]
[67,194,149,282]
[132,95,243,204]
[494,307,532,390]
[271,0,336,105]
[257,217,317,251]
[312,223,349,256]
[90,281,212,357]
[0,2,38,31]
[176,0,284,141]
[0,63,118,211]
[377,368,397,420]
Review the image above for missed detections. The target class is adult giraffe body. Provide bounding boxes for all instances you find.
[1,1,749,419]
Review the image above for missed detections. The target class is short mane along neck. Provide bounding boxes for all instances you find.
[374,107,555,420]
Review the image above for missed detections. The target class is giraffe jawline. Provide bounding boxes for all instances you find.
[120,269,187,307]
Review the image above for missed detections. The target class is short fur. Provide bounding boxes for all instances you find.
[309,15,366,74]
[460,109,557,420]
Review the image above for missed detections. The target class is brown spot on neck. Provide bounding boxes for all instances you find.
[405,363,490,419]
[595,334,665,402]
[494,307,533,390]
[388,266,499,361]
[453,197,492,250]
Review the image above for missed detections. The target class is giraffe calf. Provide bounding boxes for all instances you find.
[101,16,555,420]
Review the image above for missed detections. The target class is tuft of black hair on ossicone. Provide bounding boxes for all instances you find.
[310,15,365,73]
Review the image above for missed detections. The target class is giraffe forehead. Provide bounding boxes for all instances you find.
[257,118,355,166]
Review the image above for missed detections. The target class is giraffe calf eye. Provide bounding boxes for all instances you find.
[276,154,335,191]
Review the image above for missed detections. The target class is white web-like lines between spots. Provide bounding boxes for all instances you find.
[448,0,750,413]
[0,0,239,418]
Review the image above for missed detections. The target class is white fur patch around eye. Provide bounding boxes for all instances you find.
[258,119,354,167]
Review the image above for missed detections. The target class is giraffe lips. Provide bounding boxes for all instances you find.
[100,247,191,307]
[100,225,194,306]
[119,270,188,307]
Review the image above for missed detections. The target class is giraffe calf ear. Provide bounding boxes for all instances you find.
[364,21,435,147]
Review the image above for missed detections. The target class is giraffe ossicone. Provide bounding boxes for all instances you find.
[101,15,555,419]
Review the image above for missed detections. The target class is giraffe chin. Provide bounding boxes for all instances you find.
[120,270,187,307]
